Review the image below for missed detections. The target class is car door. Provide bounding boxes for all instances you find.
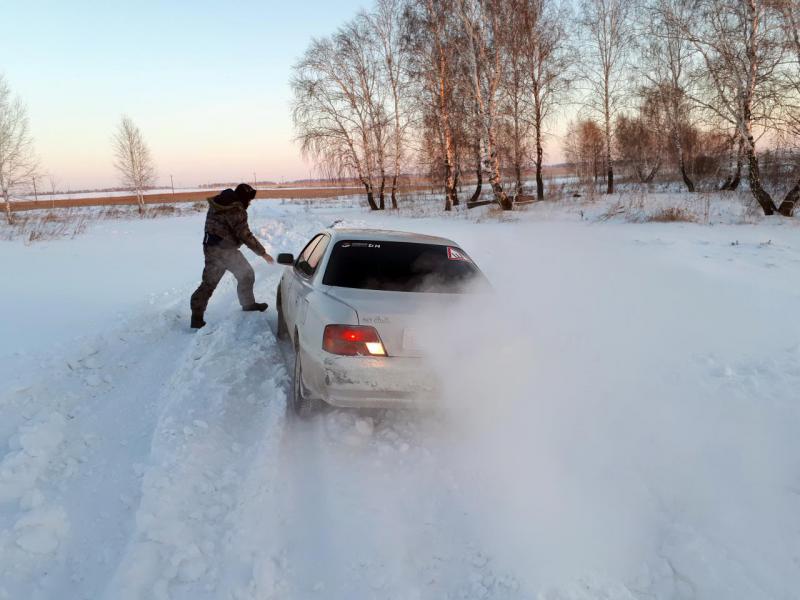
[293,234,331,336]
[284,234,324,338]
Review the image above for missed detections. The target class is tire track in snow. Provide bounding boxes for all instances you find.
[104,311,288,600]
[0,302,203,600]
[98,211,326,600]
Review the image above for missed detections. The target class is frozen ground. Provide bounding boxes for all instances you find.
[0,194,798,599]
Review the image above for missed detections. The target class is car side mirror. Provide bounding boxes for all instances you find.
[277,253,294,265]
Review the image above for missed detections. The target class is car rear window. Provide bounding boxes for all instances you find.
[322,240,488,293]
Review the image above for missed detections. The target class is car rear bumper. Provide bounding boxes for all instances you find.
[310,354,438,408]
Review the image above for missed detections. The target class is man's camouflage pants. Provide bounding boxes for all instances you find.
[190,245,256,314]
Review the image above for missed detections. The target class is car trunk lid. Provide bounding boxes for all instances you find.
[323,287,455,357]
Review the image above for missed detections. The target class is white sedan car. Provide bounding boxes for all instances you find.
[275,228,489,417]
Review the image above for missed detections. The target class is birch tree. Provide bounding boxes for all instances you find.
[112,115,156,214]
[513,0,573,200]
[368,0,410,208]
[499,0,531,196]
[663,0,792,215]
[338,15,392,209]
[579,0,633,194]
[643,0,699,191]
[458,0,513,210]
[292,34,381,209]
[406,0,462,210]
[775,0,800,214]
[0,75,38,225]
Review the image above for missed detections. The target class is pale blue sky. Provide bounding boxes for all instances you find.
[1,0,367,189]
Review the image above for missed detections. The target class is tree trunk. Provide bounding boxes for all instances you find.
[745,145,778,216]
[435,41,458,213]
[486,132,512,210]
[378,173,386,210]
[720,138,743,191]
[444,161,454,211]
[390,174,398,209]
[470,143,483,203]
[604,85,614,195]
[643,161,661,184]
[512,94,523,196]
[778,179,799,217]
[363,182,378,210]
[137,190,145,215]
[673,131,695,192]
[535,123,544,201]
[680,162,695,192]
[3,190,12,225]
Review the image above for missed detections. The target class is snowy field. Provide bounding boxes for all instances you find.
[0,195,799,599]
[15,188,210,202]
[14,186,360,203]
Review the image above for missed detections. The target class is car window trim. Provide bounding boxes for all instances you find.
[294,234,323,277]
[295,234,330,280]
[305,234,330,274]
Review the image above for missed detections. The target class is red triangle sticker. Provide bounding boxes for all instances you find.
[447,247,470,261]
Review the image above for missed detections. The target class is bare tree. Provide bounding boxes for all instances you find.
[292,34,381,209]
[565,118,606,184]
[616,109,663,184]
[406,0,463,210]
[513,0,574,200]
[369,0,411,208]
[0,75,38,224]
[663,0,793,215]
[338,15,392,209]
[642,0,700,191]
[113,115,156,214]
[579,0,633,194]
[458,0,513,209]
[774,0,800,214]
[498,0,531,196]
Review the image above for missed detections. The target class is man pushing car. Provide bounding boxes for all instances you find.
[190,183,274,329]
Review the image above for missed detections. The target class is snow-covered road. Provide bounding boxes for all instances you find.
[1,198,798,599]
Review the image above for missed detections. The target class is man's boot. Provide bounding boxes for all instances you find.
[191,312,206,329]
[242,302,268,312]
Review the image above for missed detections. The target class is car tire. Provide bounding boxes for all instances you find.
[276,288,288,341]
[292,343,321,419]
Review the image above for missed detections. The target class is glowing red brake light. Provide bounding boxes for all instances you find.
[323,325,387,356]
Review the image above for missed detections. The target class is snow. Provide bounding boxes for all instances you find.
[0,193,798,599]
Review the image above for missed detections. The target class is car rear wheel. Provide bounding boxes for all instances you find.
[276,288,288,340]
[292,344,321,419]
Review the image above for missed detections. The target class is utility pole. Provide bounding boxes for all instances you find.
[32,176,38,202]
[170,174,175,195]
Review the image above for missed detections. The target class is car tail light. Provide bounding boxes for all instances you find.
[323,325,387,356]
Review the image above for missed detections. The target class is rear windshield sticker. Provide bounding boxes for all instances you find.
[341,241,381,249]
[447,247,470,261]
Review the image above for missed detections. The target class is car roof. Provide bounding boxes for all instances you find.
[325,228,458,246]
